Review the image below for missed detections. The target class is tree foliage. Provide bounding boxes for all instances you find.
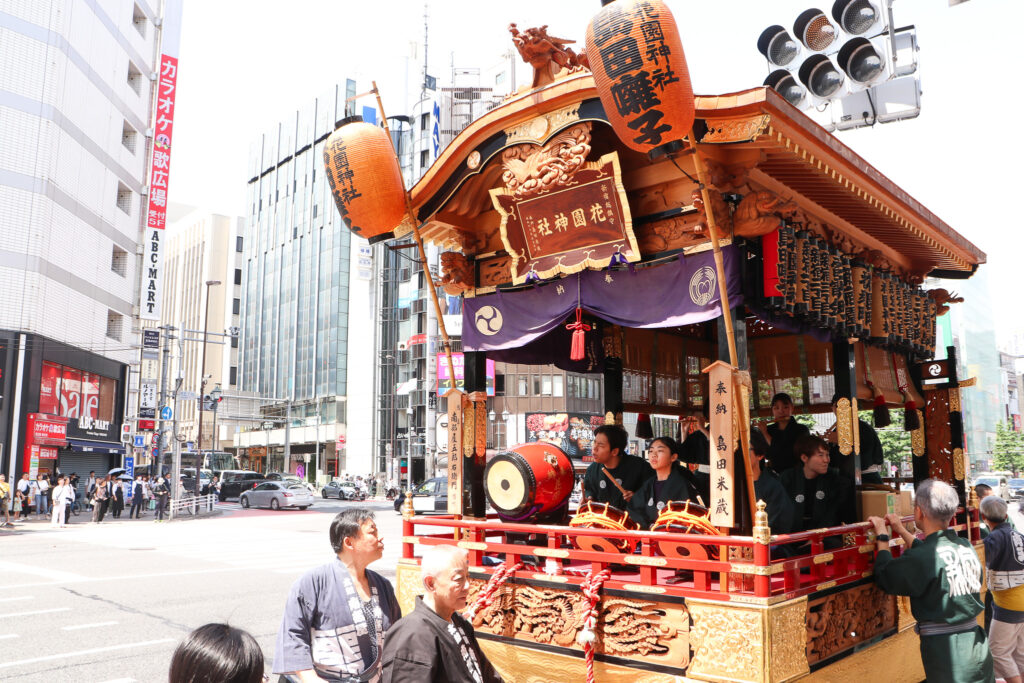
[992,421,1024,475]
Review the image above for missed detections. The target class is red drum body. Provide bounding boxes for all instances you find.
[569,501,639,554]
[651,500,724,560]
[484,443,574,523]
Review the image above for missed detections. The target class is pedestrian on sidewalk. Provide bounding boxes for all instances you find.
[111,478,125,518]
[129,476,145,519]
[980,495,1024,683]
[35,473,49,519]
[51,476,73,528]
[153,476,169,522]
[92,476,110,523]
[16,473,33,519]
[0,474,11,527]
[142,474,153,516]
[85,471,96,510]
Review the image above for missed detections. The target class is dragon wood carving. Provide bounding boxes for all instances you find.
[928,288,964,316]
[467,582,679,657]
[438,251,474,295]
[509,24,589,89]
[733,190,798,238]
[806,584,896,663]
[500,123,591,199]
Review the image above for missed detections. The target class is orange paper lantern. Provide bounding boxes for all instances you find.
[323,115,407,244]
[586,0,695,156]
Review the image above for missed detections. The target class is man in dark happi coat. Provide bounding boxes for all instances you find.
[382,545,502,683]
[759,392,810,474]
[869,479,995,683]
[779,435,854,550]
[582,424,654,510]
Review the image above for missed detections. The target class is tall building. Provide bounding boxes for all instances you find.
[236,81,378,479]
[0,1,177,481]
[160,205,252,462]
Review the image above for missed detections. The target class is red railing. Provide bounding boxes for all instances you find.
[400,506,981,601]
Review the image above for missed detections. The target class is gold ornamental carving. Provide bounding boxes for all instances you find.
[753,500,771,545]
[688,602,763,681]
[395,560,420,616]
[770,598,810,681]
[949,387,961,413]
[953,448,965,481]
[467,150,481,170]
[835,398,854,456]
[911,410,925,457]
[466,581,685,662]
[499,122,591,199]
[504,104,582,145]
[701,114,771,144]
[478,640,683,683]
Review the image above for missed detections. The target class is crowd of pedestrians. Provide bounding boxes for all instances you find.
[0,470,182,528]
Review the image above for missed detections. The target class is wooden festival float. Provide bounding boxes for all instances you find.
[322,3,986,681]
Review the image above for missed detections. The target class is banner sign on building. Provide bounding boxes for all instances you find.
[436,353,495,395]
[525,412,602,462]
[139,0,183,320]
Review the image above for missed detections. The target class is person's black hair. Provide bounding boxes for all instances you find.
[650,436,680,459]
[770,392,793,407]
[974,483,993,497]
[749,428,769,456]
[594,424,628,456]
[168,623,264,683]
[329,508,376,554]
[794,434,829,461]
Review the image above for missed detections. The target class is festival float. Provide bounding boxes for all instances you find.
[323,2,986,680]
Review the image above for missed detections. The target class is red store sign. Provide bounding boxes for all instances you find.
[28,413,68,446]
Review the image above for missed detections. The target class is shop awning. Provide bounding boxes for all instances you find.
[66,439,125,455]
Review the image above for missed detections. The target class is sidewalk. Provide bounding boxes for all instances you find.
[1,500,224,532]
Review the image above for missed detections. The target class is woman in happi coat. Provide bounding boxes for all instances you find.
[629,436,696,528]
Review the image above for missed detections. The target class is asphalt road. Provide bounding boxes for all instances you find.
[0,498,404,683]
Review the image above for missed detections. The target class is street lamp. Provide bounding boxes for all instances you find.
[209,384,222,458]
[406,405,414,491]
[194,279,221,500]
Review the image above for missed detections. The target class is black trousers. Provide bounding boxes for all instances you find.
[129,499,143,518]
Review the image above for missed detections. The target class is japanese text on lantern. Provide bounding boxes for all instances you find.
[593,2,679,147]
[704,361,735,526]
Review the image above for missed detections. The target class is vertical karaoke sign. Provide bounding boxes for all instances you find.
[139,0,183,321]
[704,361,736,527]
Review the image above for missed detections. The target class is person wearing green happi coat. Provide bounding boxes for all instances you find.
[868,478,995,683]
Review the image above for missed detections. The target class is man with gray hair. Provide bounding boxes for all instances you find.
[979,494,1024,683]
[381,545,502,682]
[868,479,994,683]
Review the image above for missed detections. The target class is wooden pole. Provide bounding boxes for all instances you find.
[372,82,457,386]
[687,128,758,526]
[602,467,630,498]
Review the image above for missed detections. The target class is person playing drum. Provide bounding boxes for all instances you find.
[628,437,696,528]
[582,424,654,510]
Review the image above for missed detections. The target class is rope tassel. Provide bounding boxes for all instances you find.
[566,306,591,362]
[577,568,611,683]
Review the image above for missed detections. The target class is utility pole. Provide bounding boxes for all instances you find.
[156,324,175,476]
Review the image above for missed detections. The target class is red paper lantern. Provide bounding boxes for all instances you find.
[586,0,695,155]
[323,115,407,244]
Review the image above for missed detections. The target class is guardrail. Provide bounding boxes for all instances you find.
[169,494,217,519]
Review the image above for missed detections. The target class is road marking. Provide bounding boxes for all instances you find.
[0,638,175,669]
[0,595,31,603]
[0,560,87,582]
[96,679,136,683]
[0,607,70,618]
[0,634,18,640]
[62,620,118,631]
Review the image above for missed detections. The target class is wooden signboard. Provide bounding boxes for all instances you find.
[703,361,736,527]
[446,389,464,514]
[491,152,640,285]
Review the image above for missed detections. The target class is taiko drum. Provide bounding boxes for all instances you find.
[322,114,407,244]
[484,442,574,523]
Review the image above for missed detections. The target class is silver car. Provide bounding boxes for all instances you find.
[240,482,314,511]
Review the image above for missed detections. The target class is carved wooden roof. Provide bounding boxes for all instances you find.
[404,75,984,276]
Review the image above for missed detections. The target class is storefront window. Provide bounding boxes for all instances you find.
[98,376,116,421]
[553,375,564,397]
[60,367,82,418]
[42,362,118,421]
[81,373,100,419]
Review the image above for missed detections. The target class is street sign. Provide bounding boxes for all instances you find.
[133,435,145,448]
[160,406,173,420]
[125,456,135,479]
[138,419,155,430]
[151,447,159,457]
[142,329,160,348]
[179,391,199,401]
[186,441,195,451]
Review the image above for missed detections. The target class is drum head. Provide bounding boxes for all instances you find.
[655,539,710,560]
[484,455,530,514]
[575,536,633,554]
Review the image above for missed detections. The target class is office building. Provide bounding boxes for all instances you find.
[0,1,177,480]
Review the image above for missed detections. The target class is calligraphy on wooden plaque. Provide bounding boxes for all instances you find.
[446,390,465,514]
[491,152,640,285]
[703,360,736,527]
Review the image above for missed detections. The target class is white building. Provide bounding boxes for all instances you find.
[0,0,176,479]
